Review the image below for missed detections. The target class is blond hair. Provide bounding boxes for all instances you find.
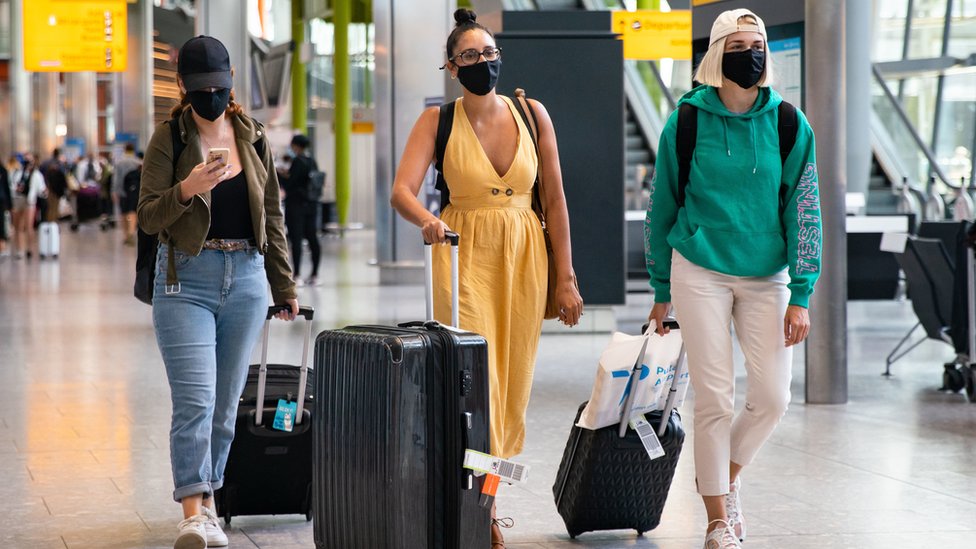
[693,15,774,88]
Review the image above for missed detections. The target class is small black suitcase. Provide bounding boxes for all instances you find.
[553,321,687,539]
[312,233,491,549]
[214,305,315,525]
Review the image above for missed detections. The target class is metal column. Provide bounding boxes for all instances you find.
[195,0,251,111]
[374,0,455,284]
[33,73,60,158]
[65,73,98,155]
[805,0,848,404]
[117,0,154,150]
[9,0,32,154]
[845,0,872,198]
[335,0,351,226]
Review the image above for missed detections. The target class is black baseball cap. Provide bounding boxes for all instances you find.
[177,36,233,92]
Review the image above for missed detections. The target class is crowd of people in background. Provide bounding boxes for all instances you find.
[0,145,149,259]
[0,138,332,276]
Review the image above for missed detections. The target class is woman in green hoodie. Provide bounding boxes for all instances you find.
[645,9,821,549]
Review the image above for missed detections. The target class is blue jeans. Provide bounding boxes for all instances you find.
[152,243,268,502]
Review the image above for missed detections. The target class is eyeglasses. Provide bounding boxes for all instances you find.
[445,47,502,67]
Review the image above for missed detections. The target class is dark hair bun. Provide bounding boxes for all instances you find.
[454,8,477,26]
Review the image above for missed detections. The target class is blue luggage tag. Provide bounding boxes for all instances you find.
[272,399,297,432]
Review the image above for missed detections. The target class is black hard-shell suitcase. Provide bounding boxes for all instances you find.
[312,233,491,549]
[214,305,316,524]
[553,322,687,538]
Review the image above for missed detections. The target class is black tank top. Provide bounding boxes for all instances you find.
[206,171,255,240]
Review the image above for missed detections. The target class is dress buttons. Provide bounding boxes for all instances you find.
[491,188,500,195]
[505,189,514,196]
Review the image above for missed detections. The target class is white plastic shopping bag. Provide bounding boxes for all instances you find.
[576,322,685,430]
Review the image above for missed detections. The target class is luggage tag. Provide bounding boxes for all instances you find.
[478,473,501,509]
[463,449,530,485]
[272,398,298,432]
[629,414,666,461]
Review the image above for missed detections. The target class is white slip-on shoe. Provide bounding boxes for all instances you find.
[725,476,746,542]
[202,506,228,547]
[174,515,208,549]
[703,519,742,549]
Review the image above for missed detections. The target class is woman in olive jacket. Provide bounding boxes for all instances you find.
[137,36,298,549]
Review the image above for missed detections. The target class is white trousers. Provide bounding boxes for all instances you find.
[670,251,793,497]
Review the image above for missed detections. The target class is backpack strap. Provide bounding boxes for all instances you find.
[434,101,456,208]
[777,101,798,165]
[675,103,698,208]
[777,101,798,210]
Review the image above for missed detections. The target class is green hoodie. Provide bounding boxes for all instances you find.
[644,85,821,307]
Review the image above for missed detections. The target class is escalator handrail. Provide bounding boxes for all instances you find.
[871,63,960,191]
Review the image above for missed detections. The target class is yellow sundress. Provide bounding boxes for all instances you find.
[433,96,548,459]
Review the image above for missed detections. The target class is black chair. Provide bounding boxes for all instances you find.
[886,236,962,388]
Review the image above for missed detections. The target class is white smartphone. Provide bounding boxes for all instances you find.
[207,147,230,167]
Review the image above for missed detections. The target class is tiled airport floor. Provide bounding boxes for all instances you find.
[1,224,975,549]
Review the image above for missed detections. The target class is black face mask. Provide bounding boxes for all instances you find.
[187,88,231,121]
[722,49,765,90]
[456,59,501,96]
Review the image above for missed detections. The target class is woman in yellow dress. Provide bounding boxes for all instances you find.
[390,8,583,548]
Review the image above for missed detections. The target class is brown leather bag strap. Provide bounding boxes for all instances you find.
[513,88,547,220]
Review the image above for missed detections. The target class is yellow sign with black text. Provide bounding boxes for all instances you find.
[613,10,692,60]
[23,0,128,72]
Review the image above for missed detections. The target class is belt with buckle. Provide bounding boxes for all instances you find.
[202,239,256,252]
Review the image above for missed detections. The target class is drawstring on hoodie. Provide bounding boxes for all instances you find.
[722,117,759,174]
[750,119,758,174]
[722,118,731,157]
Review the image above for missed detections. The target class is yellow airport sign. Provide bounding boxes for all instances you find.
[23,0,128,72]
[613,10,692,60]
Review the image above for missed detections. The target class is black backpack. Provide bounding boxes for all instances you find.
[675,101,798,209]
[123,167,141,197]
[134,119,266,305]
[306,162,325,202]
[433,93,540,209]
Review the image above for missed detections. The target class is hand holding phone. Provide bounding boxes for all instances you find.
[207,147,230,169]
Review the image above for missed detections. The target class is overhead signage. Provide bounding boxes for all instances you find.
[613,10,692,60]
[23,0,128,72]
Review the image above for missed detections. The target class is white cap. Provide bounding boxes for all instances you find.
[709,8,767,45]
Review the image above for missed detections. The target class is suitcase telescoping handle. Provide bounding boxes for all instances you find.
[618,320,683,438]
[255,305,315,427]
[424,231,460,328]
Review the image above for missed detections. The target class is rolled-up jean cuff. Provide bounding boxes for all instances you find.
[210,479,224,493]
[173,481,213,503]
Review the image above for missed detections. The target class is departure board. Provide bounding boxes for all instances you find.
[23,0,128,72]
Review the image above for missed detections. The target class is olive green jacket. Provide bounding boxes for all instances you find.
[137,109,296,303]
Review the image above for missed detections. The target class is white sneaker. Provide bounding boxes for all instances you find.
[725,476,746,541]
[174,515,208,549]
[202,506,228,547]
[703,520,742,549]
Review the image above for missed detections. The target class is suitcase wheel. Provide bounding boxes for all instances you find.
[964,365,976,403]
[944,363,966,393]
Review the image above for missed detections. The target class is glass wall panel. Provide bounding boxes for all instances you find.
[948,1,976,58]
[874,0,910,61]
[935,72,975,185]
[908,0,948,58]
[874,75,940,187]
[307,21,374,110]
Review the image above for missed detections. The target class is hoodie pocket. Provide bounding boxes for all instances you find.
[676,225,787,277]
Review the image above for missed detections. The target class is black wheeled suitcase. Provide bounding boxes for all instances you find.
[312,233,491,549]
[214,305,316,525]
[553,321,687,539]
